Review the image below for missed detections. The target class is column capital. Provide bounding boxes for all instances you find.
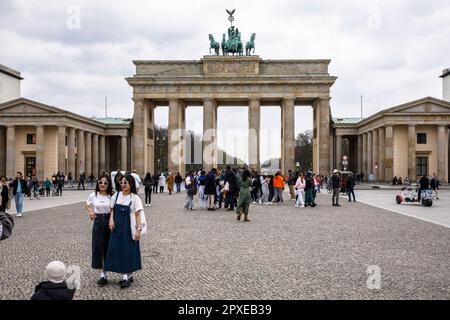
[202,97,216,103]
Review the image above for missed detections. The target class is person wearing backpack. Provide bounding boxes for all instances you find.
[143,172,154,207]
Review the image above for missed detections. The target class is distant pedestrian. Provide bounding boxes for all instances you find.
[304,172,316,207]
[331,169,341,207]
[30,261,75,300]
[236,170,252,221]
[10,172,27,217]
[68,172,73,188]
[44,178,52,197]
[430,173,440,200]
[347,173,356,202]
[294,173,305,208]
[205,169,217,211]
[158,173,166,193]
[131,169,142,193]
[166,172,174,195]
[175,172,183,193]
[271,171,284,204]
[143,172,154,207]
[287,169,297,200]
[184,171,196,210]
[0,176,10,212]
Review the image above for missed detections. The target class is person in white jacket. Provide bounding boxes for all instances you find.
[158,173,166,193]
[294,173,306,208]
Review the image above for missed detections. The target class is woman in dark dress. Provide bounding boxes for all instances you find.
[106,174,144,289]
[0,176,9,212]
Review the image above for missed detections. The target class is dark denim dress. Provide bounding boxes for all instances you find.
[104,193,142,274]
[91,213,110,269]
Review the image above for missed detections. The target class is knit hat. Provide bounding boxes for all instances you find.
[45,261,66,283]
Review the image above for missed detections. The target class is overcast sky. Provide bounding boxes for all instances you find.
[1,0,448,162]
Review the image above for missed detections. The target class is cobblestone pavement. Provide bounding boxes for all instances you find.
[1,191,450,300]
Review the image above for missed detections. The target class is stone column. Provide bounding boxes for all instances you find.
[437,125,447,182]
[99,135,106,174]
[77,129,85,175]
[58,127,66,174]
[67,127,76,177]
[362,132,367,178]
[335,134,342,170]
[314,98,331,175]
[203,98,218,172]
[168,99,186,175]
[385,125,394,182]
[144,100,155,175]
[92,134,99,178]
[357,134,362,174]
[407,125,416,181]
[378,127,385,182]
[367,131,373,177]
[132,99,145,176]
[6,126,15,178]
[248,98,260,171]
[0,126,6,176]
[85,132,92,176]
[35,126,45,181]
[373,129,379,181]
[281,98,295,175]
[121,135,128,171]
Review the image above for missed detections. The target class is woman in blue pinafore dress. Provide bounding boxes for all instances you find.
[105,174,144,289]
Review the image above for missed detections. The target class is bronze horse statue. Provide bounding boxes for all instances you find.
[245,33,256,55]
[209,34,220,55]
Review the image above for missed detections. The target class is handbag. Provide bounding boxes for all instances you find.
[130,199,147,241]
[222,181,230,192]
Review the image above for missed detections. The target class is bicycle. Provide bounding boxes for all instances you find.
[29,187,42,200]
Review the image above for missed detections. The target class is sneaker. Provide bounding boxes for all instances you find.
[300,205,305,208]
[97,277,108,286]
[252,201,257,204]
[16,213,22,217]
[119,279,131,289]
[294,204,299,208]
[336,204,341,207]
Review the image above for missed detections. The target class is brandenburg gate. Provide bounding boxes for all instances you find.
[127,55,336,176]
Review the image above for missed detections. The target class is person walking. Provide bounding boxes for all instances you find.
[184,171,196,210]
[197,171,207,209]
[287,170,297,201]
[86,174,113,286]
[224,166,237,211]
[152,172,159,194]
[78,173,86,190]
[131,170,142,194]
[260,175,269,205]
[236,170,252,221]
[166,172,174,195]
[205,168,217,211]
[105,174,144,289]
[347,173,356,202]
[294,173,306,208]
[304,172,316,207]
[175,172,183,194]
[44,178,52,197]
[430,173,440,200]
[271,171,285,204]
[158,173,166,194]
[0,176,10,212]
[67,172,73,188]
[10,172,27,217]
[143,173,154,207]
[331,169,341,207]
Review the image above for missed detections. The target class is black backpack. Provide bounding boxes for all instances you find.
[0,211,14,241]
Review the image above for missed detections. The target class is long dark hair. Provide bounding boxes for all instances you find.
[242,169,251,182]
[144,172,152,181]
[95,174,113,196]
[121,174,137,194]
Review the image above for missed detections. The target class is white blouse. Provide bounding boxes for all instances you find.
[110,192,144,215]
[86,192,112,214]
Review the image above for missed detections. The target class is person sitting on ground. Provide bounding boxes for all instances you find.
[392,176,398,185]
[30,261,75,300]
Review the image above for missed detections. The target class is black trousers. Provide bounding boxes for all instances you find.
[153,185,158,193]
[92,214,111,269]
[145,186,152,204]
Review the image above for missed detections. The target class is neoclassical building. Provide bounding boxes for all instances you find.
[333,97,450,183]
[0,98,131,180]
